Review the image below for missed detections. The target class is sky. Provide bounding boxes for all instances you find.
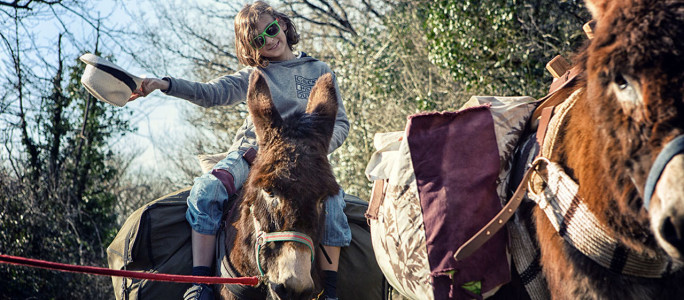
[27,0,199,173]
[5,0,261,177]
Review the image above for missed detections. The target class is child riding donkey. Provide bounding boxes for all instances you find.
[130,2,351,299]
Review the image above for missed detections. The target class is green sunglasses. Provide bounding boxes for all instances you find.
[251,20,281,49]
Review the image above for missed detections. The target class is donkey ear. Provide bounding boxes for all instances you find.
[306,73,338,139]
[306,73,338,119]
[247,71,283,144]
[585,0,609,20]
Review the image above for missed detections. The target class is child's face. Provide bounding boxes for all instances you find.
[254,15,294,62]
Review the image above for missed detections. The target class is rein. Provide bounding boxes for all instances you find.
[0,253,259,286]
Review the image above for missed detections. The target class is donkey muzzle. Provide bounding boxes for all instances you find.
[269,281,314,300]
[267,243,315,300]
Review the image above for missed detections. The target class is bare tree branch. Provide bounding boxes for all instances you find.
[360,0,382,19]
[299,0,356,35]
[0,0,63,10]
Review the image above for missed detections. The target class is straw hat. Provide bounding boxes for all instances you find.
[79,53,143,107]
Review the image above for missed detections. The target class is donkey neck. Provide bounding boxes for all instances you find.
[228,198,261,277]
[554,88,655,251]
[219,195,269,299]
[536,88,675,276]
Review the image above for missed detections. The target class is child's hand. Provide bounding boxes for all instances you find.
[129,78,170,101]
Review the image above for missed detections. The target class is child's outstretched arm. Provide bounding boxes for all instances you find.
[128,68,253,108]
[128,78,170,101]
[163,69,252,108]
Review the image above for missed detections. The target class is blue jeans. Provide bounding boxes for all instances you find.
[323,189,352,247]
[186,151,351,248]
[186,151,250,235]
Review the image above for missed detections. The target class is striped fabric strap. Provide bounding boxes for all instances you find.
[255,231,315,276]
[529,157,672,278]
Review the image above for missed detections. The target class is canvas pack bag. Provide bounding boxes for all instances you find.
[107,188,194,300]
[365,96,537,299]
[108,188,385,299]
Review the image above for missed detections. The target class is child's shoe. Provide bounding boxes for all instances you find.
[183,283,214,300]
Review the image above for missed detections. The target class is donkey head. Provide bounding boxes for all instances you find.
[243,71,340,299]
[583,0,684,260]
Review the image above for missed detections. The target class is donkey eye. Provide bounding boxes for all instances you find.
[261,189,279,209]
[615,74,629,90]
[611,73,641,107]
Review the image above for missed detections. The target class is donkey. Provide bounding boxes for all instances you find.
[502,0,684,298]
[217,71,340,300]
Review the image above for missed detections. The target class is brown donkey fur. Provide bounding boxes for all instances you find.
[219,71,340,300]
[527,0,684,298]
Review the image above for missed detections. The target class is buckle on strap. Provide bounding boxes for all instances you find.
[254,231,315,276]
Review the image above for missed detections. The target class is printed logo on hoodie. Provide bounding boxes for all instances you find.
[295,75,317,99]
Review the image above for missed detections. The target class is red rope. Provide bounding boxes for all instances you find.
[0,254,259,286]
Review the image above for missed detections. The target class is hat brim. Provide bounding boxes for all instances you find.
[79,53,143,107]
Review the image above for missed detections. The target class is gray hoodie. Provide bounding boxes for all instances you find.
[163,53,349,155]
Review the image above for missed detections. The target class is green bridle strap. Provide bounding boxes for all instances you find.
[255,231,315,276]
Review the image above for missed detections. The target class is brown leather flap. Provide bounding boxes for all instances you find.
[365,179,386,221]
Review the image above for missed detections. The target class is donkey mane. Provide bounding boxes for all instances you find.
[248,110,338,203]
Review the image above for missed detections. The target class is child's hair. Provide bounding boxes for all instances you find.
[235,1,300,67]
